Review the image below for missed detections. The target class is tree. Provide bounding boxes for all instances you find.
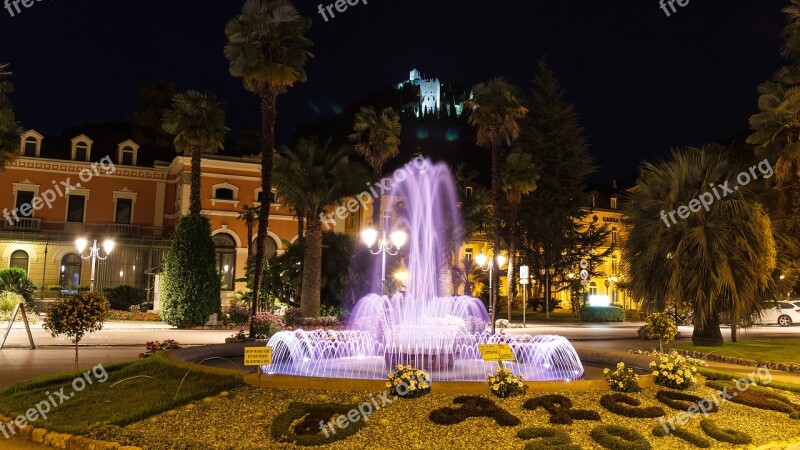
[0,63,21,171]
[43,292,109,374]
[501,148,538,318]
[237,204,260,258]
[273,137,368,316]
[623,146,781,346]
[0,267,37,310]
[130,80,177,148]
[224,0,313,334]
[516,62,605,314]
[464,78,528,325]
[348,106,403,226]
[161,214,221,327]
[162,90,228,216]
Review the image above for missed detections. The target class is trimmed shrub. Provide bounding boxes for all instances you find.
[517,427,580,450]
[105,310,162,322]
[283,307,305,326]
[429,396,521,427]
[600,393,665,418]
[43,292,110,373]
[161,214,221,328]
[523,394,600,425]
[270,402,365,446]
[590,425,651,450]
[104,285,146,311]
[656,390,717,413]
[699,419,751,445]
[604,362,641,392]
[652,424,711,448]
[387,365,431,399]
[225,303,250,327]
[581,306,625,322]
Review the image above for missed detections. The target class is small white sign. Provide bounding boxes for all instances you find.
[580,259,589,269]
[581,280,589,286]
[520,265,529,285]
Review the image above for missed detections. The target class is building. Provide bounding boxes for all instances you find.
[0,127,312,310]
[396,69,467,118]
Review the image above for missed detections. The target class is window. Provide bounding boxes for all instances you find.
[120,147,134,165]
[611,227,618,246]
[589,282,598,296]
[465,186,473,198]
[115,198,133,224]
[10,250,29,271]
[22,137,37,157]
[611,255,618,275]
[67,195,86,222]
[610,197,618,210]
[465,248,473,261]
[60,253,82,287]
[255,189,275,204]
[213,234,236,291]
[74,143,88,161]
[15,191,34,217]
[253,235,278,260]
[214,188,235,200]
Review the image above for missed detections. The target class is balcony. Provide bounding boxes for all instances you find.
[107,223,141,237]
[1,217,41,232]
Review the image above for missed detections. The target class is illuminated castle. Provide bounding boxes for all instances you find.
[397,69,466,118]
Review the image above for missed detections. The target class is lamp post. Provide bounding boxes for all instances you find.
[476,251,506,334]
[520,265,530,328]
[76,238,114,293]
[539,267,555,319]
[361,212,407,294]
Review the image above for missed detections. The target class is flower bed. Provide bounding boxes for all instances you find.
[105,310,162,322]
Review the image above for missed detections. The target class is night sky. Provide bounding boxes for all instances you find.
[0,0,788,182]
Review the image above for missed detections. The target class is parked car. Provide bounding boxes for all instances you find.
[752,302,800,327]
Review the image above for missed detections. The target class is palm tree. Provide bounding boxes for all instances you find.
[162,91,228,216]
[349,106,402,226]
[238,204,260,258]
[464,78,528,326]
[0,63,21,171]
[501,148,538,319]
[225,0,313,327]
[273,137,368,317]
[623,146,781,346]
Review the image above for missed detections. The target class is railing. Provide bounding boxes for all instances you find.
[1,217,41,231]
[107,223,141,237]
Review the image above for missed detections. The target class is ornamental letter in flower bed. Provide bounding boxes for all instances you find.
[429,396,521,427]
[523,394,600,425]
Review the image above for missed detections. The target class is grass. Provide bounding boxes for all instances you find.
[697,367,800,394]
[507,310,579,322]
[0,353,243,435]
[671,339,800,365]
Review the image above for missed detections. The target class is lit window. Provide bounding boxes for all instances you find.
[465,186,473,198]
[611,227,618,246]
[60,253,82,287]
[589,282,598,296]
[214,234,236,291]
[465,248,473,261]
[610,197,618,210]
[10,250,29,272]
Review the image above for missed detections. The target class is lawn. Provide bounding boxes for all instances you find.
[0,353,243,435]
[89,378,800,449]
[671,339,800,365]
[507,310,580,322]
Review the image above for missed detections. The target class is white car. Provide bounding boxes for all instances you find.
[752,302,800,327]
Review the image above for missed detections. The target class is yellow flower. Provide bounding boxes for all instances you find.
[652,371,659,376]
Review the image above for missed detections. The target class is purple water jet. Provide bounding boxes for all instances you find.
[266,159,584,381]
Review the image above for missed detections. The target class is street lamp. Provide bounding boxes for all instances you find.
[476,251,506,334]
[76,238,114,292]
[540,266,555,319]
[362,213,407,294]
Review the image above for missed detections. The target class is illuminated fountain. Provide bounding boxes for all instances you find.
[266,160,584,381]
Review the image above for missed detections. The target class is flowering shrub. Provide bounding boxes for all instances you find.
[251,312,285,339]
[226,303,250,327]
[487,366,527,398]
[227,329,247,342]
[43,292,110,372]
[105,310,162,322]
[302,316,341,328]
[646,350,707,390]
[603,362,641,392]
[386,365,431,399]
[139,339,182,358]
[465,316,488,334]
[643,311,679,351]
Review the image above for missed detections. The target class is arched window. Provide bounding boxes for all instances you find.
[252,235,278,260]
[10,250,29,272]
[22,137,37,157]
[120,146,135,165]
[74,142,89,161]
[213,233,236,291]
[60,253,82,287]
[589,282,598,296]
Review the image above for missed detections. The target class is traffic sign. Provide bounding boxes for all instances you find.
[520,265,529,285]
[580,270,589,280]
[581,280,589,286]
[580,259,589,269]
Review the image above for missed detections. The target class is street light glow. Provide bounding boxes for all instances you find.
[390,230,407,248]
[475,252,487,268]
[75,238,88,253]
[103,239,115,255]
[496,254,506,268]
[361,228,378,248]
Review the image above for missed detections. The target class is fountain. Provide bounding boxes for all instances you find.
[266,159,584,382]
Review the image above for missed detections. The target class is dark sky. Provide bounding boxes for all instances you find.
[0,0,788,182]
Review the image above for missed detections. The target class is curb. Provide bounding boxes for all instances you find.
[671,349,800,374]
[0,413,141,450]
